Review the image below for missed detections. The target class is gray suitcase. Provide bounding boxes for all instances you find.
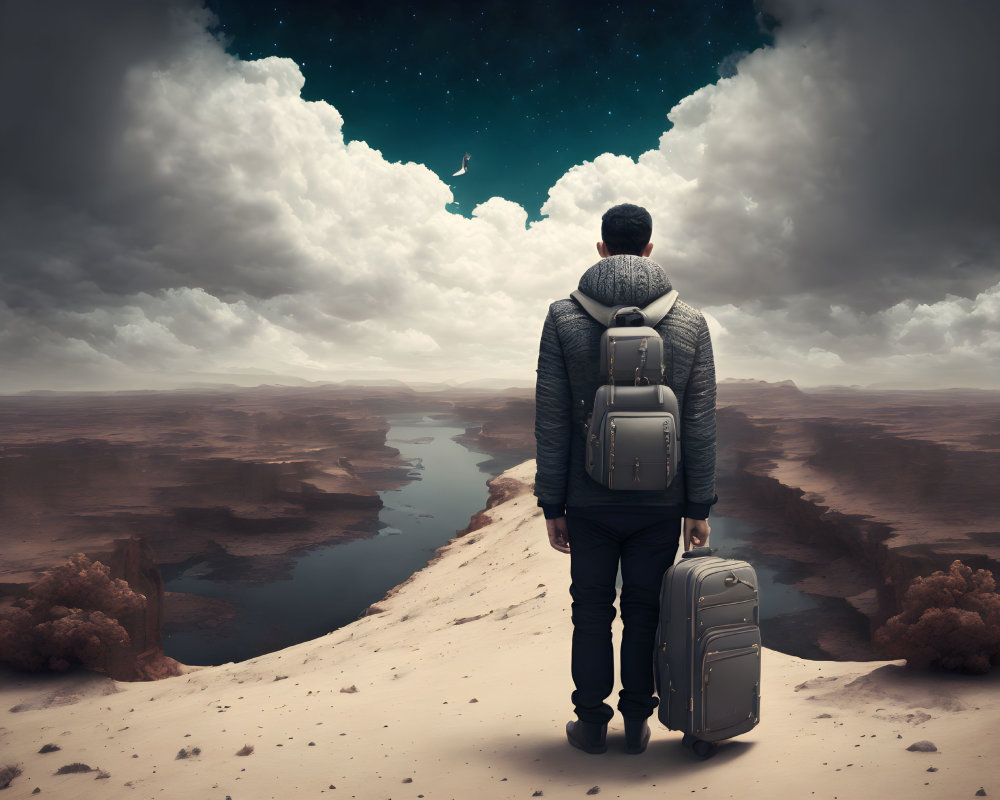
[655,547,761,757]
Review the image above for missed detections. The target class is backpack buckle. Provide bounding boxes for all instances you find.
[612,307,646,327]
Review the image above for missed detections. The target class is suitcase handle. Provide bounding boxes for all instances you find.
[682,546,716,559]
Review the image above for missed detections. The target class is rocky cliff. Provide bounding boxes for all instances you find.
[715,381,1000,658]
[0,384,536,672]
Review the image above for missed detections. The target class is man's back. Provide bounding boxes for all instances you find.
[534,253,717,520]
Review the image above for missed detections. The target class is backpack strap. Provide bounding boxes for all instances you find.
[571,289,679,328]
[570,290,618,327]
[640,289,679,327]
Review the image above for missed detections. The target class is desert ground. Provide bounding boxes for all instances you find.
[2,461,998,800]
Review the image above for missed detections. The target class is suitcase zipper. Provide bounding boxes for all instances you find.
[705,643,759,660]
[695,600,758,631]
[697,597,757,612]
[725,572,756,591]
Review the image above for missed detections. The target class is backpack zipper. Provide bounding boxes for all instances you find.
[635,336,648,385]
[664,420,672,483]
[609,418,616,488]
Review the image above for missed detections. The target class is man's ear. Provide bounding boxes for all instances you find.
[642,242,653,257]
[597,242,610,257]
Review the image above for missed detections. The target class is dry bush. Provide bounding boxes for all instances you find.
[30,555,143,617]
[0,764,23,789]
[875,560,1000,673]
[235,745,254,756]
[54,763,93,774]
[0,554,143,674]
[38,744,60,754]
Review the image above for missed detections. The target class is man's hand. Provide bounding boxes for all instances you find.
[683,518,710,551]
[546,517,570,554]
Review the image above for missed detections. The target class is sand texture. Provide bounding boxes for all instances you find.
[2,460,998,799]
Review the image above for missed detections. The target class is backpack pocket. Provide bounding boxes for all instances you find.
[600,325,664,385]
[593,411,678,490]
[586,384,680,491]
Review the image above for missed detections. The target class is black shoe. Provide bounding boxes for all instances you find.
[566,720,608,754]
[623,717,651,754]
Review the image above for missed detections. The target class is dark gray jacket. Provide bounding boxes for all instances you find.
[533,255,717,518]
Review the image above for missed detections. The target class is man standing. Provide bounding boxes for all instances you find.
[534,203,717,755]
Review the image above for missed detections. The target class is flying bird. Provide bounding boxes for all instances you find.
[452,152,471,176]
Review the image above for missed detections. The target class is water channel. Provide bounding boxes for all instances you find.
[164,414,498,665]
[164,414,828,665]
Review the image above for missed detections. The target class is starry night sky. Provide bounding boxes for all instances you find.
[205,0,771,217]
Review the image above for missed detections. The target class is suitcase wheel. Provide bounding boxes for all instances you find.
[682,734,716,759]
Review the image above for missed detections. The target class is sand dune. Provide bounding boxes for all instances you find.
[2,460,998,799]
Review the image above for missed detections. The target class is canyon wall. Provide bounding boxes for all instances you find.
[0,384,534,674]
[716,382,1000,657]
[3,381,996,670]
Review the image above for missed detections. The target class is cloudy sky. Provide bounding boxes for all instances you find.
[1,0,998,392]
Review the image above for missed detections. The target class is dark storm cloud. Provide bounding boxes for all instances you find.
[0,0,216,312]
[0,0,321,314]
[753,0,1000,309]
[0,0,206,201]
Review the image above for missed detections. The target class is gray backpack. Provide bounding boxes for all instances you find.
[571,289,681,491]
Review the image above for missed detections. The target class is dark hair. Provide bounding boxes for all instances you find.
[601,203,652,255]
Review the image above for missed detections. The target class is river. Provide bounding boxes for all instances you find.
[163,414,496,665]
[164,414,828,665]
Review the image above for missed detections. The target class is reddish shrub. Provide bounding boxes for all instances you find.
[0,554,143,675]
[29,554,143,619]
[875,560,1000,673]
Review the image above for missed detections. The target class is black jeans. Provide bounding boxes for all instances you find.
[566,506,682,724]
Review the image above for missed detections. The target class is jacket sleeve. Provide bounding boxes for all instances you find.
[681,314,718,519]
[533,306,572,516]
